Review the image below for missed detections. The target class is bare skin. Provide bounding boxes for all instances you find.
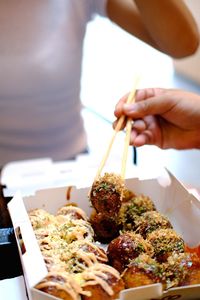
[107,0,199,58]
[114,88,200,150]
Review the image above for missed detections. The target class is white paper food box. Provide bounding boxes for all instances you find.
[8,169,200,300]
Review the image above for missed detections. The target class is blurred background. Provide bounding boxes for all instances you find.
[2,0,200,195]
[81,0,200,190]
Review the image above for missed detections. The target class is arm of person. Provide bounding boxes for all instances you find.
[106,0,199,58]
[114,88,200,150]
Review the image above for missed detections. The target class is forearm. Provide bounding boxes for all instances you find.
[134,0,199,58]
[106,0,199,58]
[106,0,156,47]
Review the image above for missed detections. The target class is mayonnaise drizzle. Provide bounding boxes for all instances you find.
[30,207,121,300]
[36,272,81,300]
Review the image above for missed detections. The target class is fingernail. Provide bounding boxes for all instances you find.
[123,104,130,109]
[123,103,137,112]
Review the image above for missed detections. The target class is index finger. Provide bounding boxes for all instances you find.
[114,93,130,118]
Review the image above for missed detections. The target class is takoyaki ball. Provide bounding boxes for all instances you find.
[38,233,66,252]
[147,228,185,263]
[56,204,88,222]
[62,251,95,274]
[29,208,56,230]
[118,195,156,231]
[58,219,94,243]
[162,252,193,289]
[35,271,82,300]
[80,263,125,300]
[42,253,66,272]
[60,240,108,273]
[68,240,108,264]
[90,173,124,217]
[181,252,200,286]
[135,211,173,239]
[122,188,136,203]
[122,254,163,288]
[33,224,57,241]
[107,232,154,273]
[89,210,120,243]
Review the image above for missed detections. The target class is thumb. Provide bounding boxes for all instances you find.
[123,96,173,119]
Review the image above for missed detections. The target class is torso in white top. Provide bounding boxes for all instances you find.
[0,0,106,166]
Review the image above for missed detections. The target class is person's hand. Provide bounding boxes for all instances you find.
[114,88,200,150]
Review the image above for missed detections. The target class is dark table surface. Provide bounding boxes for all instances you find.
[0,184,23,280]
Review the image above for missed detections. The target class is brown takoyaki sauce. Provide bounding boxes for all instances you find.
[89,173,125,217]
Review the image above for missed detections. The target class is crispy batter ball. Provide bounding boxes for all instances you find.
[38,233,67,253]
[118,195,156,231]
[35,271,82,300]
[134,211,173,239]
[80,263,125,300]
[162,252,193,289]
[56,204,88,221]
[62,252,97,274]
[58,219,94,244]
[33,224,57,241]
[60,240,108,273]
[147,228,185,262]
[89,173,124,217]
[181,252,200,286]
[42,252,67,273]
[67,240,108,264]
[122,188,136,203]
[107,232,154,273]
[89,210,120,243]
[122,253,163,288]
[29,208,56,230]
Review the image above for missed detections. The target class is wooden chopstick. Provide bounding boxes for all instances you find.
[121,117,133,180]
[121,77,141,179]
[95,78,139,180]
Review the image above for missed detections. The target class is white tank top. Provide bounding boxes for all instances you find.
[0,0,106,165]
